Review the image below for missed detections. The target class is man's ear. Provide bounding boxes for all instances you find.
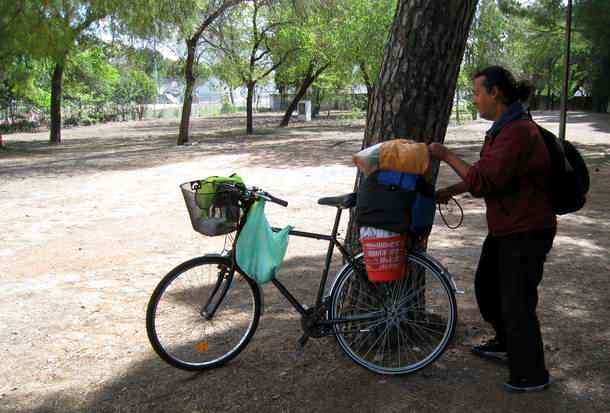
[490,86,500,100]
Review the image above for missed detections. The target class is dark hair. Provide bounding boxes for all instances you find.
[474,66,533,104]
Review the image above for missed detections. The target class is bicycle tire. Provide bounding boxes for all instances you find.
[329,252,457,375]
[146,255,261,371]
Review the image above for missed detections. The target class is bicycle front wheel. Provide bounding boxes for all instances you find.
[146,256,261,371]
[329,253,457,375]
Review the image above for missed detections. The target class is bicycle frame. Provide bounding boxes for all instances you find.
[269,205,353,316]
[233,197,356,319]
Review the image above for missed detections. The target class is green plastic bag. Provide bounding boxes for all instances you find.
[236,199,292,284]
[195,174,244,219]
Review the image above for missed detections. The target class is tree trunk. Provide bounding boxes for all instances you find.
[346,0,477,252]
[455,82,461,124]
[229,88,235,106]
[591,56,610,113]
[279,64,329,127]
[178,39,197,145]
[246,81,255,134]
[359,63,375,124]
[365,85,374,117]
[312,87,321,118]
[278,85,287,109]
[50,61,64,144]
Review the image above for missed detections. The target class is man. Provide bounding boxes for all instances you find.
[429,66,556,392]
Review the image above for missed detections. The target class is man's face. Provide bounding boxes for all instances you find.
[472,76,498,121]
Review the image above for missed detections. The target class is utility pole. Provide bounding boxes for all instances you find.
[559,0,573,141]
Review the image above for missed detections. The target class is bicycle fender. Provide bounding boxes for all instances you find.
[327,253,365,299]
[203,253,225,258]
[328,252,462,295]
[411,252,463,295]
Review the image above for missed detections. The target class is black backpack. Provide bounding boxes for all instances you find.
[532,122,589,215]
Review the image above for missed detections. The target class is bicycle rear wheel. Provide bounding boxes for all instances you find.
[146,256,261,371]
[329,253,457,375]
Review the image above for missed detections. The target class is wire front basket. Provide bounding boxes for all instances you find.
[180,181,242,236]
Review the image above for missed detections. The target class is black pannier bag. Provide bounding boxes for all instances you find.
[356,172,415,233]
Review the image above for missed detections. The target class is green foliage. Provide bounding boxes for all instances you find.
[574,0,610,109]
[273,0,395,93]
[64,45,120,109]
[341,106,365,121]
[205,0,298,86]
[114,70,156,106]
[2,0,608,133]
[463,0,610,110]
[0,120,39,133]
[337,0,396,88]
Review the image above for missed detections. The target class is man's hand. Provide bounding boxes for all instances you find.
[428,143,449,161]
[435,187,453,204]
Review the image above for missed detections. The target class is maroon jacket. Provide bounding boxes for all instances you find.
[465,119,557,236]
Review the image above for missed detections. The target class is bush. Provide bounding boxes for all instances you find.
[0,120,39,134]
[342,107,365,121]
[220,102,236,114]
[63,116,80,127]
[98,113,118,123]
[80,117,96,126]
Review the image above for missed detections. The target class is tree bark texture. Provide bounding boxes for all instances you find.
[346,0,477,252]
[178,40,197,145]
[364,0,477,147]
[50,61,64,144]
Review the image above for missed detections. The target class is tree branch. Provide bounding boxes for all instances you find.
[359,62,372,88]
[254,48,298,82]
[192,0,245,42]
[253,49,269,63]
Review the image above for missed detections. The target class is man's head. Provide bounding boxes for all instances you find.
[472,66,532,121]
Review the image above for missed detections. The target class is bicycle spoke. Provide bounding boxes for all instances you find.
[331,254,456,374]
[147,257,259,370]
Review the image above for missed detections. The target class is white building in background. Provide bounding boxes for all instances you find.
[155,77,274,110]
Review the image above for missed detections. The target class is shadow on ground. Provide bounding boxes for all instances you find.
[2,114,609,412]
[12,194,610,412]
[0,115,365,180]
[533,111,610,134]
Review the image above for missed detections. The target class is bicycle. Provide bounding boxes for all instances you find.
[146,181,461,375]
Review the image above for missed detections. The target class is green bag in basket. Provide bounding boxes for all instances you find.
[236,199,292,284]
[195,173,244,219]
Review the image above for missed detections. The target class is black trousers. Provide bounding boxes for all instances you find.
[474,227,556,381]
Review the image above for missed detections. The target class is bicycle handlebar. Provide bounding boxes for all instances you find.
[247,186,288,207]
[261,191,289,207]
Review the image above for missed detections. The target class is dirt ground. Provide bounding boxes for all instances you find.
[1,111,609,413]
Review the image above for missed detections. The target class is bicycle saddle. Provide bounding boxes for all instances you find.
[317,192,357,209]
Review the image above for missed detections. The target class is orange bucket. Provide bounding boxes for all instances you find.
[360,235,407,282]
